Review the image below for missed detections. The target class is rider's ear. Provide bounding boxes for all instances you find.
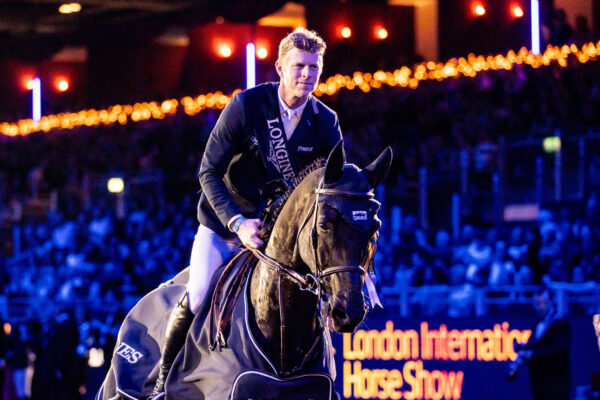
[324,140,345,184]
[363,147,393,188]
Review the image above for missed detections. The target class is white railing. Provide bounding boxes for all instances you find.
[0,295,142,322]
[1,283,598,321]
[381,282,600,317]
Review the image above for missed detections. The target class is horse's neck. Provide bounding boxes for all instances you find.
[249,175,320,371]
[250,263,319,368]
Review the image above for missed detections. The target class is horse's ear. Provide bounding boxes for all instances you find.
[363,147,393,188]
[324,140,345,184]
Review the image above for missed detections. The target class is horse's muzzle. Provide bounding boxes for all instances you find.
[330,296,366,332]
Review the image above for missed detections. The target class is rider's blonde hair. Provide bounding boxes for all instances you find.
[277,27,326,64]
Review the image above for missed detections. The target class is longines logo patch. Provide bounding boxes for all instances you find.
[266,118,295,180]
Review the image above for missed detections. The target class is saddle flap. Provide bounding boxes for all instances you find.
[230,370,336,400]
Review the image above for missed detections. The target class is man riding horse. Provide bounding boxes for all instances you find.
[99,142,392,400]
[150,27,343,398]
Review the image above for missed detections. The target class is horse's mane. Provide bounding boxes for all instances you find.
[261,157,327,238]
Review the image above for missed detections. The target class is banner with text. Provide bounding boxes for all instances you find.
[331,312,600,400]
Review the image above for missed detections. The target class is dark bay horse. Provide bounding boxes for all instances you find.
[97,142,392,400]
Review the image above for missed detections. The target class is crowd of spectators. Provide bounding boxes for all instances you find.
[2,54,598,301]
[0,13,599,399]
[374,196,600,317]
[332,49,600,178]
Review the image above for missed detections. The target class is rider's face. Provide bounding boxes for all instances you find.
[276,48,322,107]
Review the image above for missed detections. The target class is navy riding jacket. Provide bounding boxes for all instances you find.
[197,82,342,238]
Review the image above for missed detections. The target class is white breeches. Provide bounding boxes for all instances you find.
[187,224,240,313]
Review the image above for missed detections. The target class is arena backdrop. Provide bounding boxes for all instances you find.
[330,311,600,400]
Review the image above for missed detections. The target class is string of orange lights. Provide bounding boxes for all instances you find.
[1,41,598,137]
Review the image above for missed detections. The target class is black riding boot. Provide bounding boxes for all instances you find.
[149,292,194,399]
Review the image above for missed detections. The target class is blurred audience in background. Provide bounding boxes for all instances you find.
[0,11,599,398]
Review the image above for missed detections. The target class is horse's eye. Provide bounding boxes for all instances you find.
[318,221,333,231]
[317,205,337,231]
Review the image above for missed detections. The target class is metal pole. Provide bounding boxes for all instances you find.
[579,138,586,200]
[452,193,460,242]
[554,288,567,316]
[246,42,256,89]
[419,167,428,229]
[13,225,21,255]
[32,77,41,122]
[116,192,125,220]
[535,156,543,206]
[492,172,502,227]
[460,149,469,198]
[400,288,409,318]
[475,288,486,317]
[554,143,562,203]
[530,0,541,55]
[498,135,506,207]
[460,149,469,217]
[391,205,402,245]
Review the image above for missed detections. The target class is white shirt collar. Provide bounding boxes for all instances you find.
[277,87,309,120]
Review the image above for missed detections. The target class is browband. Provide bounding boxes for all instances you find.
[314,188,374,199]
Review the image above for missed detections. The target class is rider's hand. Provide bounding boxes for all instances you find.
[236,218,264,249]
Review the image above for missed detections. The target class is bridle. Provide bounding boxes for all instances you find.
[248,174,377,375]
[304,176,376,292]
[250,176,376,295]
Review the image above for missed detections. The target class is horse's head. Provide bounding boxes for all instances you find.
[297,142,392,333]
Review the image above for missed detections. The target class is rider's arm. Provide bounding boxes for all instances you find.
[199,92,247,228]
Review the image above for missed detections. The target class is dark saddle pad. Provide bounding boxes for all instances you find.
[98,251,337,400]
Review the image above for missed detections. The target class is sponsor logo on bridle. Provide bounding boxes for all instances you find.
[352,210,367,221]
[266,118,295,180]
[116,342,143,364]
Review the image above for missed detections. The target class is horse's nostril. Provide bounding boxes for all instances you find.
[331,306,347,323]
